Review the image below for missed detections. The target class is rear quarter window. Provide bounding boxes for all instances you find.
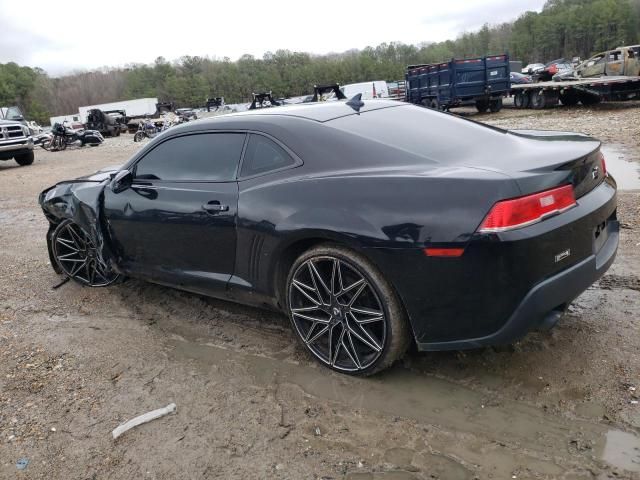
[240,134,296,178]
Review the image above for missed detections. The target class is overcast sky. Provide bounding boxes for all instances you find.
[0,0,546,75]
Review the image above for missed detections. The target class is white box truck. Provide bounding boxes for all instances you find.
[78,98,158,123]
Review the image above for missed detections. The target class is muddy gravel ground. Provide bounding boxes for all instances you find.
[1,103,640,480]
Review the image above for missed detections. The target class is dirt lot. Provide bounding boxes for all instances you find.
[1,103,639,480]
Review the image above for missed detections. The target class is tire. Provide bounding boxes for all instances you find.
[14,151,34,166]
[579,93,601,106]
[429,98,440,110]
[475,99,489,113]
[134,131,145,142]
[489,98,503,112]
[514,92,530,109]
[51,219,120,287]
[530,91,546,109]
[285,244,411,376]
[559,91,579,106]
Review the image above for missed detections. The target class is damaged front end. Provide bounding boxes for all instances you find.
[39,167,121,285]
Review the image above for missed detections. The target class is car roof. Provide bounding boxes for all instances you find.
[216,99,402,123]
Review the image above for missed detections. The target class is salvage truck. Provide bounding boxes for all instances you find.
[405,54,511,112]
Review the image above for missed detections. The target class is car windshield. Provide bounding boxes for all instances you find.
[2,106,23,120]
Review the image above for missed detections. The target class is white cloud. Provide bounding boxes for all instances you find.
[0,0,546,74]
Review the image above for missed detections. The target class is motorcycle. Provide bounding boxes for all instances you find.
[34,131,53,149]
[47,122,104,151]
[133,119,159,142]
[133,118,173,142]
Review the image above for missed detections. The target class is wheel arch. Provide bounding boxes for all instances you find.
[271,232,363,309]
[270,232,416,349]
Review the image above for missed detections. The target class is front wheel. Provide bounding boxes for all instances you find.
[51,220,120,287]
[286,244,410,376]
[14,151,34,166]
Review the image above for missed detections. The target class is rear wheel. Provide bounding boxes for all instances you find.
[514,92,530,109]
[530,91,546,109]
[559,90,579,106]
[475,99,489,113]
[286,244,410,376]
[489,98,503,112]
[579,93,601,106]
[14,151,34,166]
[133,131,145,142]
[51,220,120,287]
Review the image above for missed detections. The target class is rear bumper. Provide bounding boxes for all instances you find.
[416,217,618,351]
[365,177,618,350]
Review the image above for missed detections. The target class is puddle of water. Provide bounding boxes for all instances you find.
[603,430,640,472]
[601,145,640,190]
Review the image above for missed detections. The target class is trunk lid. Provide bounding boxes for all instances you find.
[459,129,605,199]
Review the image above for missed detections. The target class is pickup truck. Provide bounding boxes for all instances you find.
[0,119,34,166]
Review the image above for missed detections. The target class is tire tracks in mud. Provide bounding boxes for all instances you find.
[165,333,639,476]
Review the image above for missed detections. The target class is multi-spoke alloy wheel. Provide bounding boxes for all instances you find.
[287,246,410,375]
[52,220,120,287]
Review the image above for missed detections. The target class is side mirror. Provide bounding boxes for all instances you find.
[111,170,133,194]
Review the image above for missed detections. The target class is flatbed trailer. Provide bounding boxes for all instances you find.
[510,76,640,109]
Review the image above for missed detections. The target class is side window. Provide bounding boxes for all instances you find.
[135,133,245,181]
[240,134,296,178]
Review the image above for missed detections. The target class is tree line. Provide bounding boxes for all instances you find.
[1,0,638,124]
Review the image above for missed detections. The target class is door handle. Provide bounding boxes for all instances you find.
[202,201,229,213]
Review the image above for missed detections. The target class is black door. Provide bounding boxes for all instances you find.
[104,132,246,296]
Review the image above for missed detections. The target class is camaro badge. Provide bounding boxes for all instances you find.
[555,249,571,263]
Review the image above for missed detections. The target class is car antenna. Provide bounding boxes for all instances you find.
[346,93,365,112]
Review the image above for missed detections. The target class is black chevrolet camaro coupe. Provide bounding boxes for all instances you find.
[39,100,619,375]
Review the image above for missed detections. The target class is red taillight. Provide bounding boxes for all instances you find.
[599,152,607,176]
[424,247,465,257]
[478,184,576,233]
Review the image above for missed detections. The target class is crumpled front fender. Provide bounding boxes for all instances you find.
[39,179,115,271]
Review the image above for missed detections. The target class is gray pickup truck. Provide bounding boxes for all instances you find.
[0,106,34,166]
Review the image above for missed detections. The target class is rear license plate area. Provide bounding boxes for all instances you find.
[593,219,609,253]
